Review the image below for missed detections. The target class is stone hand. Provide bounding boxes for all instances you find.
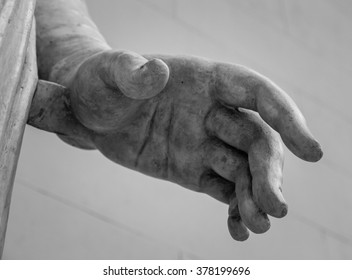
[29,50,323,241]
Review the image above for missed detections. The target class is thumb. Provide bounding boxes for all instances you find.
[106,50,170,99]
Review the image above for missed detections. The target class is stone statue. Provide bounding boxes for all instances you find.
[29,0,323,241]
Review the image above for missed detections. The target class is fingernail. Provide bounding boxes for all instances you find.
[132,59,169,99]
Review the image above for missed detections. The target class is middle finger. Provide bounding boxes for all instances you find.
[205,105,288,218]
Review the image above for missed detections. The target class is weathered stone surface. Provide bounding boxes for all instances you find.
[0,0,37,258]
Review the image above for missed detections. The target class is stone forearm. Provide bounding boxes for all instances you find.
[35,0,111,85]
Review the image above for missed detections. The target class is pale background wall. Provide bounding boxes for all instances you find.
[3,0,352,259]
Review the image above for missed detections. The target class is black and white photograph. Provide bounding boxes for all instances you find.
[0,0,351,264]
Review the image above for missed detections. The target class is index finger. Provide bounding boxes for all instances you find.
[212,63,323,162]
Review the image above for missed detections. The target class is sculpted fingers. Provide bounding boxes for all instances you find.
[228,203,250,241]
[234,167,270,233]
[198,162,250,240]
[101,50,169,99]
[198,171,250,241]
[213,63,323,162]
[70,50,169,132]
[249,132,287,218]
[204,140,270,233]
[206,106,287,218]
